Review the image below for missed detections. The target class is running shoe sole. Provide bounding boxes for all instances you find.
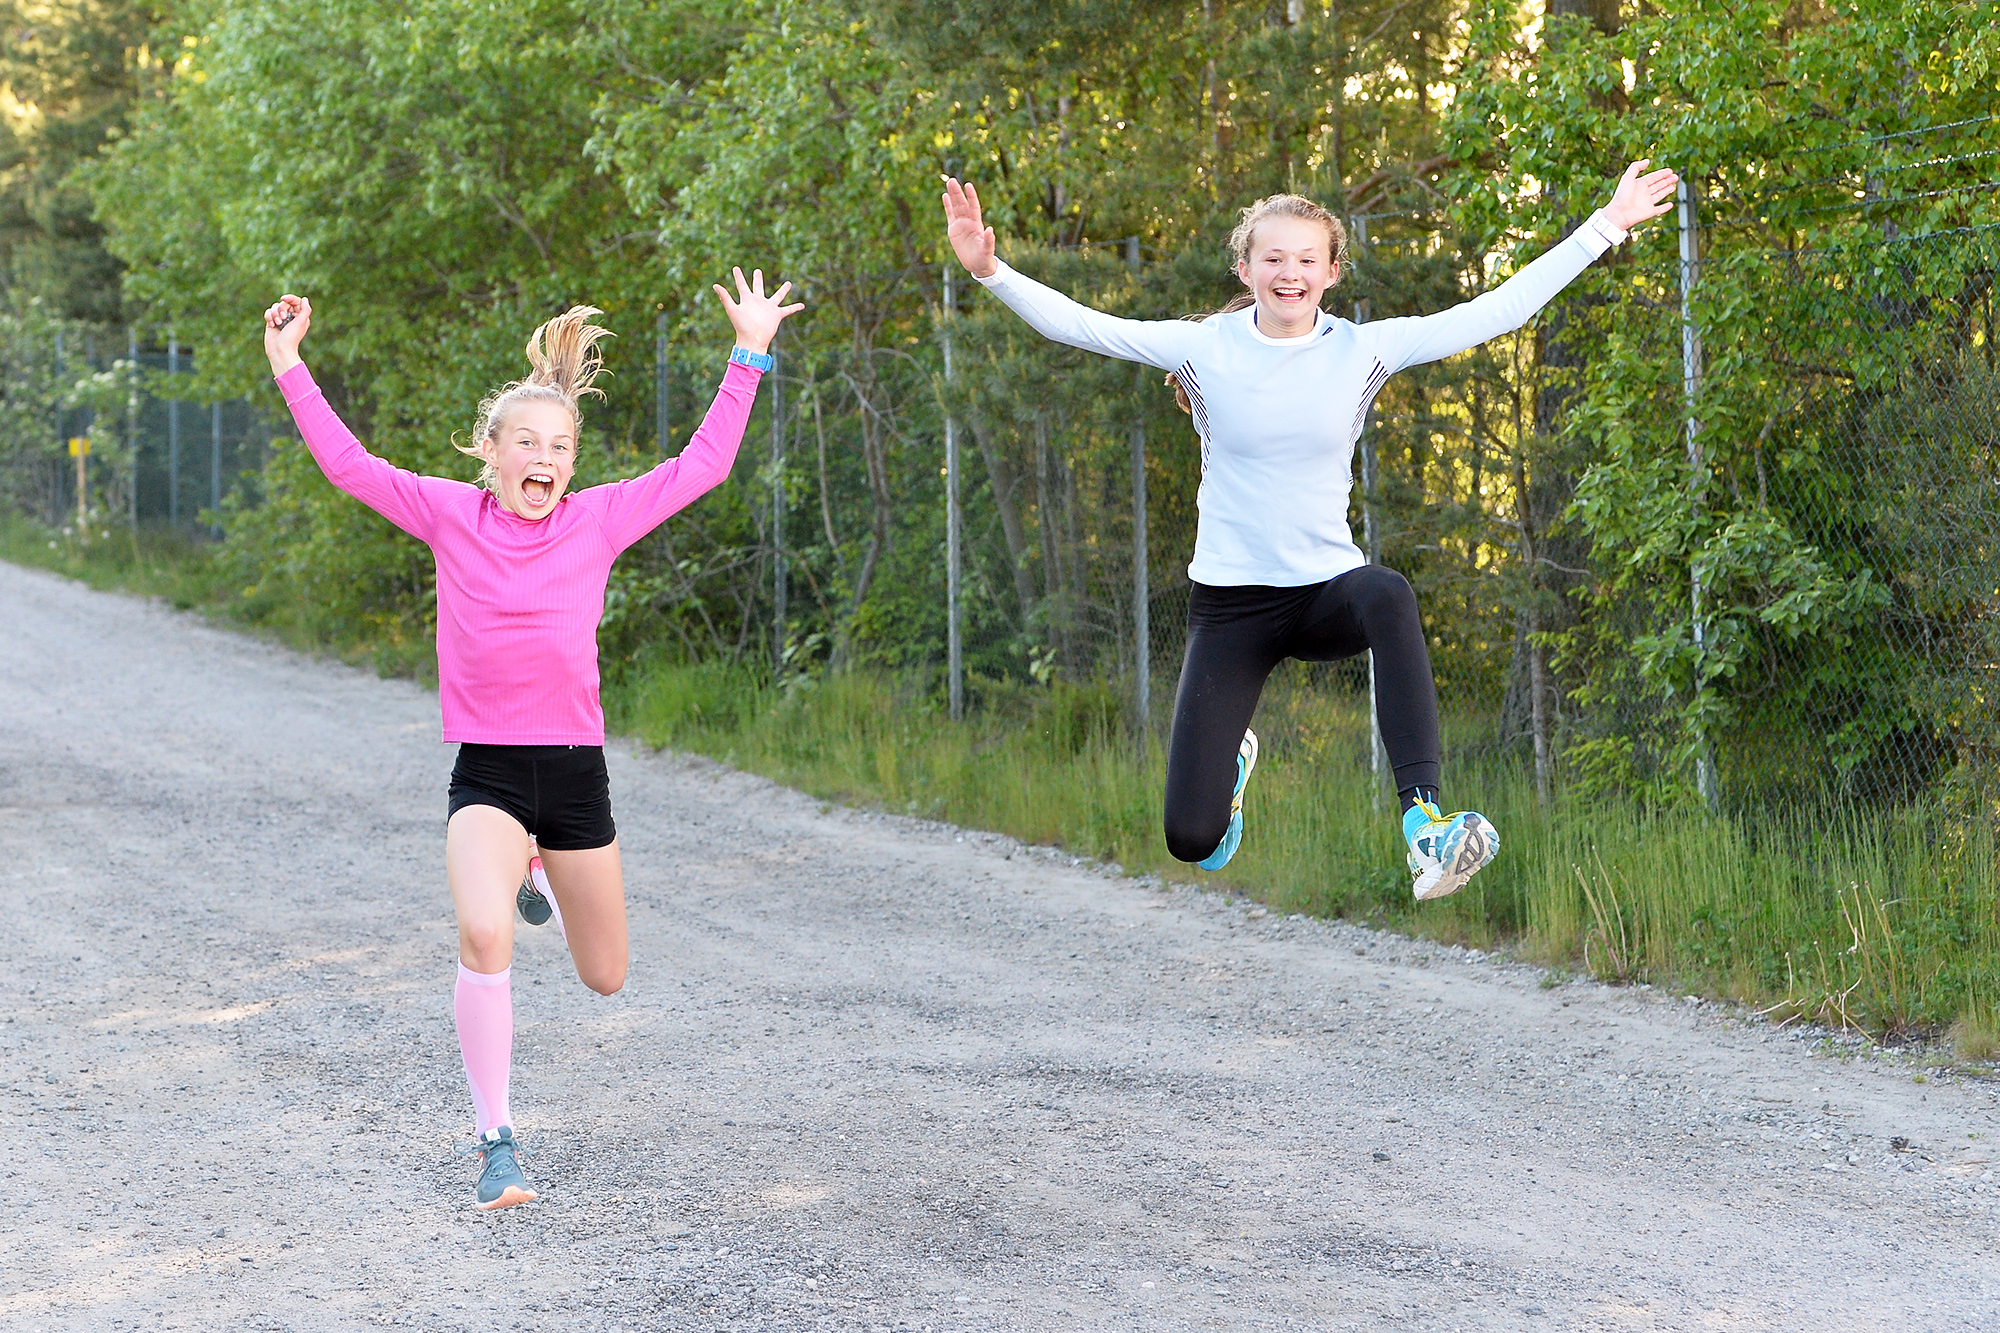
[475,1184,538,1212]
[1412,813,1497,901]
[1198,730,1260,872]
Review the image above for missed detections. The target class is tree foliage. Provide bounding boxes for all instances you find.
[0,0,166,320]
[27,0,2000,805]
[1444,0,2000,800]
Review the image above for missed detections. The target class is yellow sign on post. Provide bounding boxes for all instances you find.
[70,437,90,542]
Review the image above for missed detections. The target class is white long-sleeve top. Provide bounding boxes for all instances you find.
[976,210,1628,586]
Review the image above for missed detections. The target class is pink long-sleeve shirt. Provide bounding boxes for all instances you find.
[275,359,763,745]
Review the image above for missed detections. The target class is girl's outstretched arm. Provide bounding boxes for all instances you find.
[1370,160,1680,373]
[942,177,1202,371]
[585,268,804,552]
[263,295,459,542]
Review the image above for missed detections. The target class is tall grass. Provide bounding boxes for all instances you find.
[607,655,2000,1046]
[0,513,230,609]
[1,515,437,679]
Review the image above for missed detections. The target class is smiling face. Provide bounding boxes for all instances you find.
[1235,214,1339,338]
[480,398,577,520]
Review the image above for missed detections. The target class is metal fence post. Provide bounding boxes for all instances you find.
[54,329,65,472]
[167,334,181,526]
[1351,222,1389,810]
[943,262,964,721]
[771,338,786,674]
[211,401,223,517]
[126,327,138,528]
[655,312,670,454]
[1127,236,1150,744]
[1678,176,1718,811]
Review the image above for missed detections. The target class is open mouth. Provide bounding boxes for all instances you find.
[522,470,556,507]
[1272,285,1308,303]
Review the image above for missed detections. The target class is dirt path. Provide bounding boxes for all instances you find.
[2,563,1995,1333]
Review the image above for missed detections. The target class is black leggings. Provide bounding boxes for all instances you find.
[1162,566,1441,863]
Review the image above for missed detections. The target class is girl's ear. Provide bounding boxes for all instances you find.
[1236,259,1253,288]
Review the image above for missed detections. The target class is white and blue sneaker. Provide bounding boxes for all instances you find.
[1403,798,1498,901]
[1197,730,1260,871]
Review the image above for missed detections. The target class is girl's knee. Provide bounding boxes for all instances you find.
[1164,814,1228,864]
[1352,565,1419,623]
[578,957,628,996]
[1354,563,1414,603]
[458,920,511,971]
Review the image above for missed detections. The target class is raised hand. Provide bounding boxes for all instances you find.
[941,177,998,279]
[1603,160,1680,232]
[712,267,804,356]
[263,294,311,376]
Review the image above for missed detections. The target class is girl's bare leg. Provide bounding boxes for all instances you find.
[539,841,628,995]
[447,804,534,971]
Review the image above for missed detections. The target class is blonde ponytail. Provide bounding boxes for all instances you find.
[459,305,615,486]
[523,305,614,402]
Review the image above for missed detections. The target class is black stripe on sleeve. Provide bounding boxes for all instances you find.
[1350,358,1389,442]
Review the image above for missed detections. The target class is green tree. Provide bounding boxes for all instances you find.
[85,0,750,664]
[1443,0,2000,802]
[0,0,170,320]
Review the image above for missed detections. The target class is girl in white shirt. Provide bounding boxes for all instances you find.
[942,162,1678,897]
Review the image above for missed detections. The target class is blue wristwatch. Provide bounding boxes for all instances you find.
[730,345,775,372]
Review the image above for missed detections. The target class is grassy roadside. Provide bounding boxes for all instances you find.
[0,513,439,681]
[0,514,234,609]
[606,658,1999,1061]
[9,516,1995,1061]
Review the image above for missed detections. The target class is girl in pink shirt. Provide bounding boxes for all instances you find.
[262,272,801,1209]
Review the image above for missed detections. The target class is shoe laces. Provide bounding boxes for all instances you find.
[459,1128,527,1165]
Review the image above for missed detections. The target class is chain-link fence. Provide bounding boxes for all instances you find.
[1584,220,2000,808]
[14,164,1990,827]
[632,165,2000,822]
[13,329,273,538]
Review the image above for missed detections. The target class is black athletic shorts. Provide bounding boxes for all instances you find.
[446,744,617,850]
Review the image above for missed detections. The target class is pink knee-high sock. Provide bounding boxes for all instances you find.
[454,963,513,1135]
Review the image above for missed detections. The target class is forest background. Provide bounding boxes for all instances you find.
[4,0,2000,1051]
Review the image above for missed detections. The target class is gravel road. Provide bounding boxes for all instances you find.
[3,562,1997,1333]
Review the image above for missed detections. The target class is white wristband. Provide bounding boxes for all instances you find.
[1585,208,1630,248]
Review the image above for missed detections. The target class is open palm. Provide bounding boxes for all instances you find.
[1604,159,1680,232]
[942,178,998,279]
[712,267,804,355]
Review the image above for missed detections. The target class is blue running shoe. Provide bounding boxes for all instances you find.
[1403,798,1499,901]
[1198,809,1243,871]
[1197,729,1259,871]
[466,1126,537,1211]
